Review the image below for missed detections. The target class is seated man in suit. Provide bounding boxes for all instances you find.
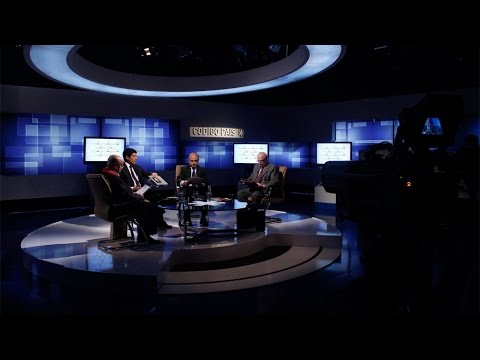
[120,148,166,203]
[102,155,171,243]
[176,152,209,227]
[237,152,278,204]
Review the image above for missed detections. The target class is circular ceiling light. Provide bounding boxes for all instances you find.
[25,45,344,97]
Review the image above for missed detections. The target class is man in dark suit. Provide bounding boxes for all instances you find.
[102,155,171,243]
[120,148,165,203]
[237,152,278,204]
[176,152,209,226]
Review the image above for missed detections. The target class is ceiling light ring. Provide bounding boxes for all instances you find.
[25,45,344,97]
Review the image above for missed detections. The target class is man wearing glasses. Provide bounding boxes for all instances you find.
[237,152,278,204]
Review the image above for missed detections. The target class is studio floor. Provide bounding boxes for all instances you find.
[1,193,478,319]
[21,208,343,295]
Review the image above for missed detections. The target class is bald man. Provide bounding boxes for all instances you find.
[176,152,209,226]
[237,152,278,204]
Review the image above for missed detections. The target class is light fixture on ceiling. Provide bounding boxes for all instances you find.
[269,44,282,53]
[25,44,344,98]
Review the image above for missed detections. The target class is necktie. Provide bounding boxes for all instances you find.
[192,168,196,177]
[129,165,140,187]
[255,167,263,182]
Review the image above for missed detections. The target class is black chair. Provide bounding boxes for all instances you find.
[263,166,287,223]
[86,173,147,251]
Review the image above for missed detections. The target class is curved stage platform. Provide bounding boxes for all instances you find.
[21,209,342,295]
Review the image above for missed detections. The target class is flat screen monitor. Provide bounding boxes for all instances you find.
[316,142,352,165]
[421,117,443,135]
[84,137,126,163]
[233,143,269,164]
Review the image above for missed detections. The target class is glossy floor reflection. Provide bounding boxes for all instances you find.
[2,193,477,318]
[21,210,342,294]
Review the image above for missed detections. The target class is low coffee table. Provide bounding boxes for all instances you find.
[161,198,248,243]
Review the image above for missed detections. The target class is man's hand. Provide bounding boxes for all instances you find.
[132,192,144,200]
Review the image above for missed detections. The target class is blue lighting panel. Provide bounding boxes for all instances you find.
[269,142,310,168]
[102,117,179,171]
[1,113,180,175]
[183,141,233,169]
[334,119,396,161]
[1,113,100,175]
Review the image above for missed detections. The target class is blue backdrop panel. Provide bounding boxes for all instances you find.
[102,117,179,171]
[1,113,100,175]
[182,141,233,169]
[0,113,179,175]
[269,142,310,168]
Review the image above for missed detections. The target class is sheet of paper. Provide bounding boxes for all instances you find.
[213,197,231,202]
[136,184,151,196]
[188,176,203,185]
[188,200,225,206]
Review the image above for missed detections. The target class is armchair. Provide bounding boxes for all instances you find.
[86,173,147,251]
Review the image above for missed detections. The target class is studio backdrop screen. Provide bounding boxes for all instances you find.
[182,141,234,169]
[0,113,179,175]
[1,113,100,175]
[183,141,310,169]
[102,117,179,171]
[269,142,310,168]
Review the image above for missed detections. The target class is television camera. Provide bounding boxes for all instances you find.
[321,94,463,223]
[321,94,474,314]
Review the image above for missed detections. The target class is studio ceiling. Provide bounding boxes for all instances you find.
[1,43,478,106]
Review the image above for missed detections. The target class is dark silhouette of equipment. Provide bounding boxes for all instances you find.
[321,94,465,314]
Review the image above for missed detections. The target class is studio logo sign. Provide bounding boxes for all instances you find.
[190,127,244,138]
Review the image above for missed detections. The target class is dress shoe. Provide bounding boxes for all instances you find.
[200,218,209,227]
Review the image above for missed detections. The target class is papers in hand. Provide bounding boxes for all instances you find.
[148,175,168,186]
[136,184,151,196]
[188,176,203,185]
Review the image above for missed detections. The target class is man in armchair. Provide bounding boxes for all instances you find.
[176,152,209,227]
[102,155,171,243]
[237,152,278,204]
[120,148,166,203]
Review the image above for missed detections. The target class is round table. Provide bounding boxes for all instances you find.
[160,198,248,243]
